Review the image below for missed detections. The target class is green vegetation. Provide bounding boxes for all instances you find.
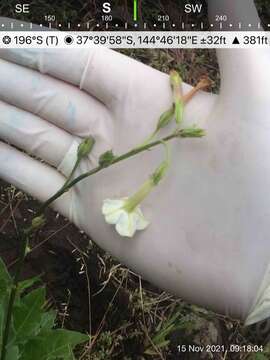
[0,257,88,360]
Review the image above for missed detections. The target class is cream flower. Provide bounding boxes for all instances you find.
[102,198,149,238]
[102,148,169,238]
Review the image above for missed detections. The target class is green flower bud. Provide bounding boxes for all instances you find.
[170,70,182,89]
[175,101,184,125]
[151,161,169,186]
[25,245,32,255]
[156,106,175,131]
[99,150,115,167]
[31,215,46,230]
[170,70,184,125]
[77,137,95,159]
[180,127,206,138]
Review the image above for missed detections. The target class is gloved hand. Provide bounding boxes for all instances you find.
[1,11,270,327]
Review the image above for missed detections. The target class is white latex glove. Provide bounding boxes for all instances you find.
[1,1,270,326]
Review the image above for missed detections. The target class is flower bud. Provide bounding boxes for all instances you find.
[170,70,184,125]
[174,101,184,125]
[156,106,175,131]
[170,70,182,90]
[99,150,115,167]
[180,127,206,138]
[25,245,32,255]
[31,215,46,230]
[77,137,95,159]
[151,161,169,186]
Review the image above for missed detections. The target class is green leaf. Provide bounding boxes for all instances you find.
[6,345,20,360]
[99,150,115,167]
[0,299,5,346]
[20,329,89,360]
[17,275,42,296]
[0,257,12,300]
[0,259,87,360]
[0,258,13,348]
[40,311,56,332]
[251,354,268,360]
[0,299,17,350]
[13,287,46,343]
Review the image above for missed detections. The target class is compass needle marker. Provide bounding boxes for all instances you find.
[133,0,138,22]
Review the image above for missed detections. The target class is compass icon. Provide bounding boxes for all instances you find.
[2,35,11,45]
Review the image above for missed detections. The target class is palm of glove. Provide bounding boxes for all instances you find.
[1,47,270,324]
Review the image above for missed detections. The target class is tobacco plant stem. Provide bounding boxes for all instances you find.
[37,128,204,215]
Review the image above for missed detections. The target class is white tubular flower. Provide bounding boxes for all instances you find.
[102,198,149,238]
[102,143,170,238]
